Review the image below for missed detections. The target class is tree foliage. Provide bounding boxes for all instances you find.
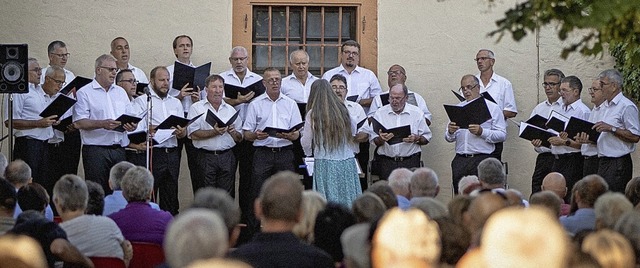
[486,0,640,101]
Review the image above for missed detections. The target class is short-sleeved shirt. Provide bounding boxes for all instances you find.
[597,92,640,157]
[187,99,242,151]
[59,214,125,259]
[346,100,367,153]
[366,104,431,157]
[242,93,302,148]
[582,104,605,157]
[476,72,517,114]
[550,100,590,155]
[3,83,55,140]
[127,63,149,84]
[280,72,318,103]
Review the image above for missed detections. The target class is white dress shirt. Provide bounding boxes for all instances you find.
[167,61,206,114]
[368,89,433,122]
[366,104,431,157]
[40,66,75,85]
[187,99,242,151]
[444,98,507,154]
[220,68,264,122]
[475,72,517,114]
[280,72,318,103]
[127,63,149,84]
[322,65,382,113]
[73,80,131,146]
[242,93,302,148]
[597,92,640,157]
[4,83,54,140]
[582,104,605,157]
[128,86,183,148]
[550,100,590,155]
[346,100,367,154]
[529,98,564,153]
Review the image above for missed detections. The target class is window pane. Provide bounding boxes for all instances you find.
[306,9,321,39]
[272,7,287,38]
[254,45,269,70]
[342,11,352,39]
[254,8,269,41]
[324,8,339,38]
[271,43,286,68]
[289,9,301,39]
[324,45,339,69]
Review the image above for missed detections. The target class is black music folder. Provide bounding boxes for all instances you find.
[223,81,266,100]
[546,111,569,133]
[113,114,144,132]
[525,114,549,129]
[39,94,76,118]
[206,110,240,128]
[443,97,492,129]
[518,122,557,148]
[172,61,211,91]
[53,116,72,132]
[155,113,203,130]
[370,117,412,145]
[136,83,149,96]
[451,90,495,103]
[565,117,600,143]
[127,131,158,145]
[263,122,305,137]
[346,95,358,102]
[60,76,92,95]
[356,117,367,129]
[452,90,465,102]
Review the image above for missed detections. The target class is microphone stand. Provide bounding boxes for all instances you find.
[7,93,14,160]
[145,88,153,171]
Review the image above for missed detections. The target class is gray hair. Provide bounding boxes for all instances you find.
[544,69,565,80]
[289,49,310,64]
[4,160,31,187]
[410,168,439,198]
[409,197,448,220]
[561,75,583,94]
[121,166,153,202]
[594,192,633,229]
[230,46,248,57]
[192,187,241,233]
[47,40,66,54]
[352,192,386,223]
[164,209,228,268]
[94,54,116,69]
[477,158,505,186]
[53,174,88,212]
[478,49,495,58]
[388,168,412,196]
[27,57,38,66]
[109,161,135,191]
[45,65,64,78]
[613,210,640,262]
[598,69,623,89]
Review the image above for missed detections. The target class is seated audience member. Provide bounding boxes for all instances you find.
[387,168,413,209]
[435,217,470,267]
[542,172,570,214]
[5,160,53,220]
[191,187,242,247]
[594,192,633,230]
[582,229,636,268]
[371,208,440,268]
[465,191,508,247]
[367,181,398,209]
[458,175,481,195]
[560,174,609,235]
[341,222,372,268]
[352,192,386,223]
[229,171,333,268]
[530,191,563,217]
[480,207,569,268]
[109,167,173,245]
[292,191,327,244]
[477,157,506,190]
[624,176,640,207]
[0,235,47,268]
[613,211,640,266]
[54,174,132,263]
[164,209,229,268]
[410,167,440,200]
[16,183,49,214]
[447,195,472,226]
[103,161,160,216]
[504,189,527,207]
[10,211,92,268]
[410,197,448,220]
[85,180,104,215]
[0,179,16,234]
[313,203,356,265]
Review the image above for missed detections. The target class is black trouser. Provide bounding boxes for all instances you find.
[125,149,147,167]
[356,142,370,191]
[14,137,48,189]
[82,145,126,195]
[490,142,503,161]
[47,131,81,215]
[451,153,491,194]
[598,154,632,193]
[531,152,554,195]
[126,147,181,215]
[199,148,236,196]
[177,137,203,194]
[582,155,600,178]
[235,140,257,246]
[551,152,584,202]
[292,139,312,190]
[377,152,421,181]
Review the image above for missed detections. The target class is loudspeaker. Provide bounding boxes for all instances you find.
[0,44,28,94]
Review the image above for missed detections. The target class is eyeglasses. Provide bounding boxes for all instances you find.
[47,76,66,87]
[387,70,405,76]
[560,87,575,93]
[342,51,359,57]
[230,57,247,62]
[50,53,70,59]
[587,87,601,94]
[542,82,561,87]
[459,84,478,92]
[265,78,281,85]
[119,79,138,84]
[474,57,492,62]
[331,85,347,91]
[98,66,119,73]
[29,67,42,73]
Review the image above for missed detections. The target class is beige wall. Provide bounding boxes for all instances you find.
[0,0,635,205]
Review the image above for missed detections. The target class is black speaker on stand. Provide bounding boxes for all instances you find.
[0,44,29,161]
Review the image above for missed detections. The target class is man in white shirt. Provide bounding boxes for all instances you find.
[73,54,137,195]
[116,69,139,101]
[475,49,517,161]
[188,74,242,197]
[128,66,185,215]
[368,84,431,181]
[4,58,56,188]
[40,41,75,85]
[110,37,149,84]
[580,80,606,177]
[445,75,506,194]
[528,69,565,194]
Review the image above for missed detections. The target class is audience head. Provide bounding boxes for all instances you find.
[186,258,252,268]
[435,217,470,266]
[594,192,633,230]
[108,161,135,191]
[85,180,104,216]
[477,158,505,189]
[447,195,472,226]
[16,183,48,214]
[530,190,563,217]
[341,223,372,268]
[0,179,16,216]
[582,229,635,268]
[367,181,398,209]
[410,167,439,198]
[613,210,640,265]
[481,207,568,268]
[0,234,47,268]
[541,172,567,199]
[292,190,327,243]
[466,191,508,243]
[458,175,481,195]
[121,166,153,202]
[387,168,412,198]
[165,209,228,268]
[372,208,440,268]
[352,192,386,223]
[192,187,241,246]
[256,171,303,224]
[625,176,640,207]
[410,197,447,220]
[313,202,356,263]
[572,174,609,211]
[4,160,32,188]
[52,175,88,213]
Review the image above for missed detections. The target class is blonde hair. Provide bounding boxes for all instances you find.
[306,79,353,153]
[292,191,327,243]
[582,229,636,268]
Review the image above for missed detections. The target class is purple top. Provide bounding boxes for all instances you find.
[108,202,172,245]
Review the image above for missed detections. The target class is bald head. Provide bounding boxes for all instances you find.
[542,172,567,199]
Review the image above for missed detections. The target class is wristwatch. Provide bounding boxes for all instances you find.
[611,126,617,133]
[565,140,571,146]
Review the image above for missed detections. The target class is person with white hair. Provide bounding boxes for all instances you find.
[388,168,412,209]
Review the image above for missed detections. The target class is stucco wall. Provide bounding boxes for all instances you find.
[0,0,634,206]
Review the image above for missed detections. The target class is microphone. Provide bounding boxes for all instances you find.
[144,86,151,96]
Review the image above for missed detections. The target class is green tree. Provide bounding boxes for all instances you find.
[487,0,640,101]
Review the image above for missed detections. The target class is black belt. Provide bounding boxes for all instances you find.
[584,155,598,160]
[380,152,420,162]
[456,153,489,158]
[599,153,631,160]
[16,136,47,143]
[256,145,293,152]
[554,152,581,160]
[201,148,231,155]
